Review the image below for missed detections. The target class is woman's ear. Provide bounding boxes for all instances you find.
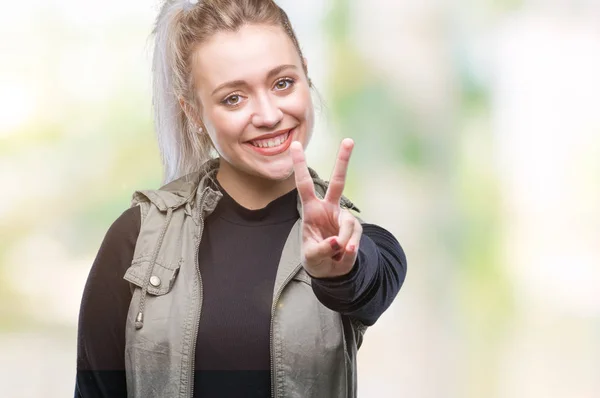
[179,97,205,133]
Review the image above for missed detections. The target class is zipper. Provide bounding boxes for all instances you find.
[270,261,303,398]
[189,188,209,398]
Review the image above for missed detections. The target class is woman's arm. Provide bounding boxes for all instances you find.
[309,223,407,326]
[75,207,140,398]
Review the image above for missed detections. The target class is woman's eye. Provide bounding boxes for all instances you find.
[274,78,294,91]
[222,94,241,106]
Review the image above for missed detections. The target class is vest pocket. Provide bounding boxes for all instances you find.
[123,258,181,296]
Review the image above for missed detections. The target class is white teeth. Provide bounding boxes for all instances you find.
[251,131,289,148]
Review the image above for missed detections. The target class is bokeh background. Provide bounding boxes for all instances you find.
[1,0,599,397]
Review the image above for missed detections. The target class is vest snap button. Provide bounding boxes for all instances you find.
[150,275,161,287]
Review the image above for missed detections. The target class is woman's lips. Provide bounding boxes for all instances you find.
[245,128,295,156]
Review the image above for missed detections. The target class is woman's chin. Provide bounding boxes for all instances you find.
[258,166,294,182]
[250,159,295,182]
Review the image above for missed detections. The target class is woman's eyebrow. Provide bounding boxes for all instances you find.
[211,64,298,96]
[266,64,297,80]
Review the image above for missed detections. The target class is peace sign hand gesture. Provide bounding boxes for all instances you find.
[290,138,363,279]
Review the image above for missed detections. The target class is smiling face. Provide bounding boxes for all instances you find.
[191,23,314,185]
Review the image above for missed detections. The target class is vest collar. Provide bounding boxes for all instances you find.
[130,157,360,217]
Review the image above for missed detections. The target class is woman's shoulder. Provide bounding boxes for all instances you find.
[111,206,141,234]
[84,206,141,294]
[100,206,141,251]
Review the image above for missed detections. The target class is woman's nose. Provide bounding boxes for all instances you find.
[251,94,283,129]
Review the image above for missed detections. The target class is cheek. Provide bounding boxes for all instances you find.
[204,108,249,144]
[284,88,314,123]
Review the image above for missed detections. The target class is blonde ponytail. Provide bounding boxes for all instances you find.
[151,0,213,184]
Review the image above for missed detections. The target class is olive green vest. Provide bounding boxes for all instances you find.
[123,158,367,397]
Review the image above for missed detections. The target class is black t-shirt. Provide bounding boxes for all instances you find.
[194,181,299,397]
[75,183,407,398]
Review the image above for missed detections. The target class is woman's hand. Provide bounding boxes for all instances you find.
[289,138,363,279]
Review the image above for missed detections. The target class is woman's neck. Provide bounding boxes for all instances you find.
[215,160,297,210]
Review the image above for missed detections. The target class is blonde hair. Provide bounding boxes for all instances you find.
[151,0,308,184]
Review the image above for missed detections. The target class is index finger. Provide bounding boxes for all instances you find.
[324,138,354,205]
[290,141,317,204]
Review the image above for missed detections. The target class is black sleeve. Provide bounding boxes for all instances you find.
[75,206,141,398]
[309,223,407,326]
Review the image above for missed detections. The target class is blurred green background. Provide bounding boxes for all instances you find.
[1,0,599,397]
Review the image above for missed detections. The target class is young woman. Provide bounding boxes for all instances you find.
[75,1,406,397]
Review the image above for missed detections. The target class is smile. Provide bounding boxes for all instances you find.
[250,130,290,148]
[245,128,295,156]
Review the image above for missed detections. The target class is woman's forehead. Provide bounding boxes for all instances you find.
[192,24,302,89]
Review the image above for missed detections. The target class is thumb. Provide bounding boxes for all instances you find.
[304,236,343,265]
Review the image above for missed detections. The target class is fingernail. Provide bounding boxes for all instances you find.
[332,252,343,262]
[348,245,356,252]
[330,239,341,251]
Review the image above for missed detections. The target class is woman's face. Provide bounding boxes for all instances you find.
[191,23,314,182]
